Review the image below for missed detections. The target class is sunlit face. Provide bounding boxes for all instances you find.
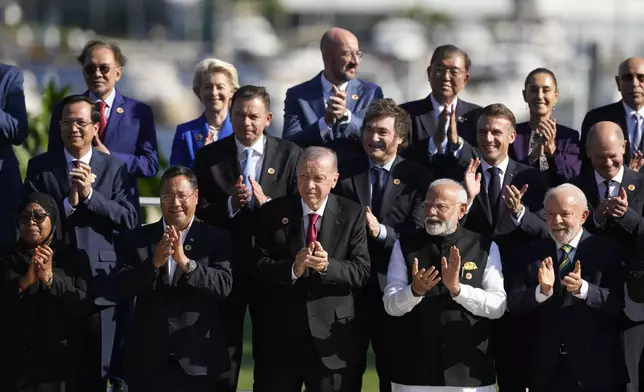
[198,71,234,115]
[587,129,626,180]
[428,54,470,103]
[18,202,52,247]
[523,72,559,117]
[362,116,402,163]
[476,115,516,165]
[160,176,198,230]
[83,47,122,98]
[297,158,339,211]
[545,191,588,245]
[423,186,467,236]
[616,58,644,110]
[323,34,361,83]
[231,97,272,147]
[60,101,99,151]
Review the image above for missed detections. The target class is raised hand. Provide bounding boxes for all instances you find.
[365,206,381,238]
[410,257,441,296]
[538,257,555,295]
[463,158,482,203]
[539,118,557,156]
[153,232,173,268]
[249,178,269,207]
[562,260,583,294]
[629,151,644,172]
[441,246,462,296]
[231,175,251,212]
[606,187,629,218]
[502,184,528,216]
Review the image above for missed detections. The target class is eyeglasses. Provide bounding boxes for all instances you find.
[619,73,644,83]
[160,190,197,204]
[83,64,117,75]
[18,212,49,224]
[432,65,465,77]
[60,119,93,128]
[340,50,363,60]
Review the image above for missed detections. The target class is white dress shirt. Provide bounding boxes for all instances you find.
[318,73,351,132]
[63,148,93,217]
[623,102,644,154]
[369,157,395,242]
[427,94,465,157]
[469,156,526,223]
[592,165,624,227]
[291,196,330,281]
[227,135,266,218]
[162,217,194,281]
[535,229,588,302]
[383,237,506,392]
[89,88,116,119]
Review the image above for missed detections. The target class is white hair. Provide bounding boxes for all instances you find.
[192,58,240,96]
[544,183,588,210]
[427,178,468,204]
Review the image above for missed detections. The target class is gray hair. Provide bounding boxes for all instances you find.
[192,58,240,96]
[544,183,588,210]
[427,178,468,204]
[297,146,338,171]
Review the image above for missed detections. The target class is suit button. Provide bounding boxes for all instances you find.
[307,292,312,298]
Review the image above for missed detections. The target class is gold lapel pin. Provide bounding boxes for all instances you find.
[268,168,275,175]
[91,173,97,183]
[195,134,203,141]
[465,272,472,280]
[282,217,289,225]
[351,94,359,100]
[116,107,124,114]
[458,116,466,123]
[628,184,635,191]
[393,178,401,185]
[185,244,192,251]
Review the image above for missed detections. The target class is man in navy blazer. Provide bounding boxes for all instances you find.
[283,27,383,175]
[25,95,138,390]
[47,40,159,214]
[0,63,28,249]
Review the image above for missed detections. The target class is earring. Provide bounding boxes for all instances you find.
[552,105,556,112]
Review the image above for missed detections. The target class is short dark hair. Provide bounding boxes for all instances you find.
[77,40,128,67]
[477,103,516,129]
[362,99,411,149]
[59,95,101,124]
[230,85,271,112]
[160,166,198,191]
[524,67,558,89]
[429,45,472,71]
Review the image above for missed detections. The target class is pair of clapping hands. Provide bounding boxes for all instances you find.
[293,241,329,278]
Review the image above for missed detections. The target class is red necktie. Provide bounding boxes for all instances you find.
[306,213,320,245]
[97,100,107,141]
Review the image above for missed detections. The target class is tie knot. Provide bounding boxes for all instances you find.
[97,100,106,110]
[371,165,386,176]
[633,113,641,121]
[560,244,573,255]
[605,179,614,187]
[244,148,253,160]
[488,166,501,176]
[308,213,320,226]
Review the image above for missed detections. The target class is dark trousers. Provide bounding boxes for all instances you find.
[129,357,213,392]
[532,353,626,392]
[355,282,391,392]
[493,314,526,392]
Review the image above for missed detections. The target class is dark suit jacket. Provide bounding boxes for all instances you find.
[334,155,431,280]
[508,231,626,390]
[282,72,383,174]
[400,94,481,148]
[115,218,232,381]
[170,112,233,168]
[48,89,160,209]
[252,194,370,371]
[0,64,28,248]
[510,122,581,185]
[571,167,644,245]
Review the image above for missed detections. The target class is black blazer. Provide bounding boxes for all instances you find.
[334,155,431,279]
[571,167,644,245]
[400,94,481,148]
[115,218,233,381]
[0,246,94,391]
[508,231,626,390]
[252,194,370,371]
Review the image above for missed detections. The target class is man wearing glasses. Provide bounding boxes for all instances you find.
[23,94,138,391]
[47,40,159,217]
[581,57,644,173]
[283,27,383,177]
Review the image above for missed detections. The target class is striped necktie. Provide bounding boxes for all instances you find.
[558,244,574,279]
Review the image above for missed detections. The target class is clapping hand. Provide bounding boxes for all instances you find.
[502,184,528,216]
[441,246,462,296]
[562,261,583,295]
[410,257,441,296]
[463,158,482,203]
[538,257,555,295]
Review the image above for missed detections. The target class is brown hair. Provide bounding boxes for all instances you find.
[362,98,411,149]
[477,103,516,129]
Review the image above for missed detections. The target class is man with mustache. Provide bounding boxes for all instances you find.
[508,184,626,392]
[383,179,506,391]
[334,98,433,391]
[581,57,644,172]
[283,27,384,176]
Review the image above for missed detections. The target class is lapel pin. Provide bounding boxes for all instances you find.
[393,178,401,185]
[185,244,192,251]
[91,173,97,183]
[351,94,359,100]
[116,107,124,114]
[195,134,203,141]
[282,217,289,225]
[458,116,466,123]
[465,272,472,280]
[268,168,275,175]
[628,184,635,191]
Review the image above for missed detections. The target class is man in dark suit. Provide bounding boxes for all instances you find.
[252,146,370,392]
[283,27,383,175]
[24,94,138,390]
[334,98,431,391]
[400,44,481,169]
[580,57,644,172]
[0,63,28,249]
[508,184,626,392]
[116,166,233,392]
[193,85,301,392]
[47,40,159,214]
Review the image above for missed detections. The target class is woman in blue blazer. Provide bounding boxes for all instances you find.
[170,58,240,167]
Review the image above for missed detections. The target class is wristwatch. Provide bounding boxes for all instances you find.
[185,259,197,275]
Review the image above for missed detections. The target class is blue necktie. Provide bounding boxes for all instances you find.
[242,148,254,209]
[371,166,387,219]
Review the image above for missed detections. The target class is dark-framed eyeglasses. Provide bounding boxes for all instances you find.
[160,190,197,204]
[17,212,50,225]
[83,64,116,75]
[60,119,93,128]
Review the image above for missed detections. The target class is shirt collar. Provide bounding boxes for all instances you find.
[301,195,330,218]
[594,165,625,185]
[430,93,458,114]
[369,156,396,172]
[321,72,349,95]
[480,155,510,176]
[64,148,93,166]
[554,228,584,251]
[161,216,195,242]
[623,101,644,118]
[89,88,116,108]
[235,134,265,157]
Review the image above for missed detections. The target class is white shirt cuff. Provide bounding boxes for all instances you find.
[535,285,553,303]
[83,188,93,203]
[339,109,352,125]
[573,280,589,300]
[318,116,331,132]
[227,196,240,218]
[376,224,387,241]
[510,205,526,226]
[63,197,75,217]
[291,263,298,281]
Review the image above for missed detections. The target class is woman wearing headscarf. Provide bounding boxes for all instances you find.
[0,192,94,392]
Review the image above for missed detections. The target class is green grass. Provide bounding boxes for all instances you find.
[236,314,381,391]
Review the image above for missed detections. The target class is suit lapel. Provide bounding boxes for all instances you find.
[258,135,278,194]
[476,166,493,226]
[345,80,360,113]
[222,137,241,185]
[419,95,436,140]
[171,221,201,286]
[285,199,305,258]
[380,156,404,220]
[494,159,517,229]
[353,170,370,207]
[53,152,71,198]
[88,148,102,189]
[146,221,169,286]
[583,171,599,208]
[308,73,326,118]
[622,167,638,203]
[103,90,125,146]
[318,194,345,252]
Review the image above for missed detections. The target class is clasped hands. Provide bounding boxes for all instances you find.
[538,257,583,295]
[231,175,269,212]
[411,246,461,297]
[293,241,329,278]
[153,225,189,271]
[595,187,629,223]
[67,161,93,208]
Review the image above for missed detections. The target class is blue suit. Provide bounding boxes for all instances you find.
[0,64,28,249]
[170,112,233,168]
[47,89,159,213]
[283,71,383,175]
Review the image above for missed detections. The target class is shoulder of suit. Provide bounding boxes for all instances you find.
[354,77,381,91]
[399,97,428,113]
[118,93,151,108]
[194,218,231,240]
[332,193,363,213]
[286,73,322,93]
[585,101,623,118]
[176,116,205,131]
[0,64,20,80]
[268,134,302,153]
[458,99,482,111]
[194,136,231,160]
[579,233,621,255]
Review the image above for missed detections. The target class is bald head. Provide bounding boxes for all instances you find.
[544,184,589,244]
[320,27,360,85]
[545,184,587,211]
[320,28,357,53]
[587,121,624,148]
[617,57,644,110]
[586,121,626,181]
